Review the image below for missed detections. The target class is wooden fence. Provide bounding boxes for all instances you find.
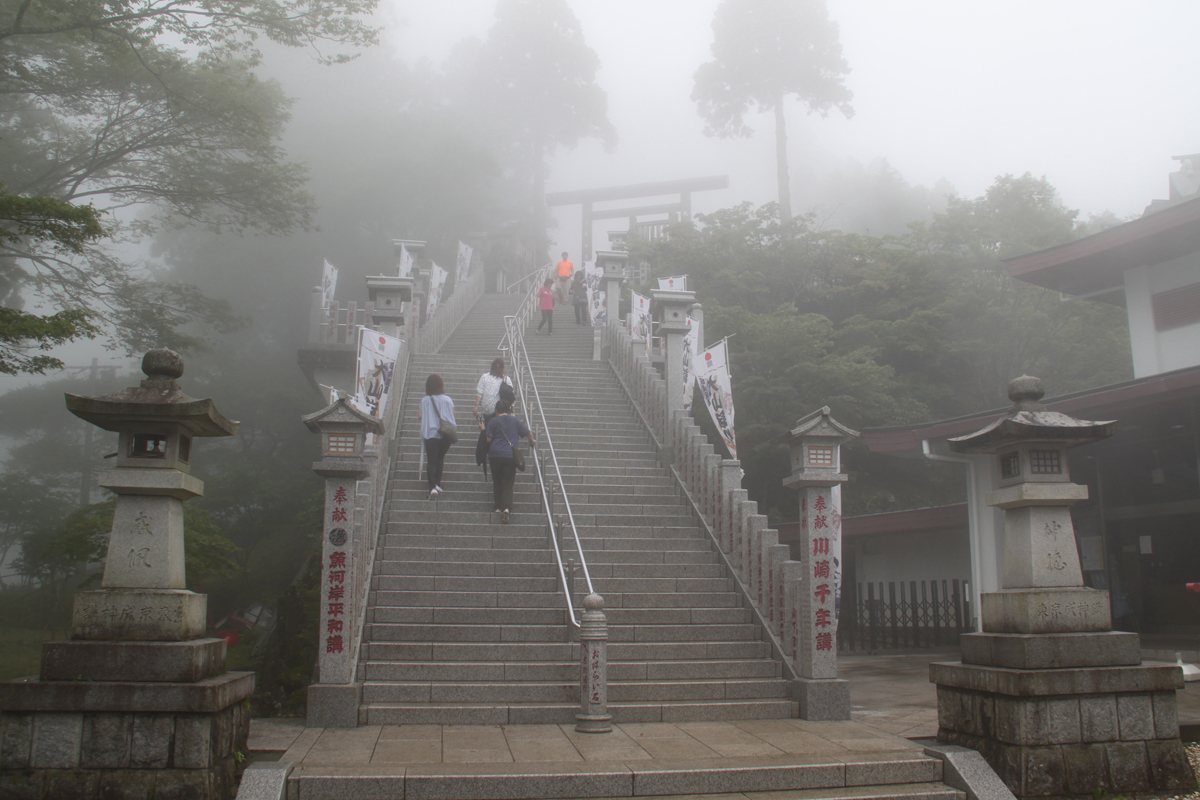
[839,578,971,652]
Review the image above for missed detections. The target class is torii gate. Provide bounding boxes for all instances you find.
[545,175,729,260]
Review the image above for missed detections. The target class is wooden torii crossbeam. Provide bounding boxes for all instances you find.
[545,175,729,260]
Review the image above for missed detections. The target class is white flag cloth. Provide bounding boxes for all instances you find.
[682,314,699,411]
[321,259,339,309]
[695,339,736,459]
[427,262,449,318]
[630,291,652,356]
[657,275,687,291]
[353,329,403,418]
[398,245,414,278]
[585,261,605,325]
[456,242,473,284]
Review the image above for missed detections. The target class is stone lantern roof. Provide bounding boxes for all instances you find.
[301,396,385,436]
[947,375,1115,454]
[64,348,238,437]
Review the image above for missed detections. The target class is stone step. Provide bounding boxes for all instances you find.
[368,606,752,626]
[357,698,800,725]
[371,575,736,593]
[360,657,780,682]
[370,590,744,610]
[374,561,726,580]
[361,640,774,662]
[365,622,763,644]
[359,678,792,704]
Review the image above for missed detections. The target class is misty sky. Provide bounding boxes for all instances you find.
[389,0,1199,258]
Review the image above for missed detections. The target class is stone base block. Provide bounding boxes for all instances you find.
[72,589,207,641]
[937,728,1196,798]
[0,674,252,800]
[980,588,1111,634]
[307,683,361,729]
[960,631,1141,670]
[930,661,1181,697]
[40,639,226,683]
[793,677,850,720]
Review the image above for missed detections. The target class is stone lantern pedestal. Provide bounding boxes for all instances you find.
[931,377,1195,798]
[0,350,253,800]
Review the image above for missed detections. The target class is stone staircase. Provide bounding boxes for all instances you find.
[356,293,797,725]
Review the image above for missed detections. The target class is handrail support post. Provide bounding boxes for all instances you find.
[575,593,611,733]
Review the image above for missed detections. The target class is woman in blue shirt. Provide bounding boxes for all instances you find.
[417,374,456,499]
[484,398,535,523]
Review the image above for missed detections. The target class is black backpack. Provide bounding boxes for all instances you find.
[498,379,515,405]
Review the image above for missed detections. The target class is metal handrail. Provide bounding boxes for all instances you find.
[506,262,552,295]
[500,314,596,628]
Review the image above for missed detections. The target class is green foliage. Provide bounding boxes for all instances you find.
[693,0,853,137]
[0,308,101,375]
[0,0,376,355]
[693,0,853,218]
[441,0,614,218]
[631,174,1132,518]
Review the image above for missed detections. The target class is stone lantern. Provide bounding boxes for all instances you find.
[366,274,413,339]
[0,349,253,800]
[781,407,859,720]
[930,376,1195,798]
[595,250,628,324]
[65,348,238,639]
[650,286,696,412]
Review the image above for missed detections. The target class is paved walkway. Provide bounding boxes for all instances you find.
[248,650,1200,764]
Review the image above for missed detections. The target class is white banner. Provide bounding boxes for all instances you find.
[456,242,473,285]
[353,329,403,418]
[630,291,652,356]
[398,244,414,279]
[657,275,687,291]
[695,339,736,459]
[682,314,699,411]
[321,259,339,309]
[584,261,605,325]
[427,262,449,318]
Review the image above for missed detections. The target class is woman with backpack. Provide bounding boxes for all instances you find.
[416,373,456,499]
[485,398,535,524]
[473,358,514,478]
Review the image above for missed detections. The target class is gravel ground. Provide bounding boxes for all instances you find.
[1174,743,1200,800]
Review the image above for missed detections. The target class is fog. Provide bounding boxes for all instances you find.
[376,0,1199,257]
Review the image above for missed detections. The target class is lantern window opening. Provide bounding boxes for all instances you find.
[179,435,191,464]
[131,433,168,459]
[1000,451,1021,479]
[1030,449,1062,475]
[808,445,835,468]
[328,433,357,455]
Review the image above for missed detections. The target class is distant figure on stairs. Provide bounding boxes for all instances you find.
[473,357,514,478]
[555,251,573,304]
[537,279,554,334]
[485,398,535,524]
[571,270,589,325]
[417,374,456,499]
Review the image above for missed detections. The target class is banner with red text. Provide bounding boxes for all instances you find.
[695,339,736,458]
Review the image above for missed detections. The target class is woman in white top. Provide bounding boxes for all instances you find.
[473,357,513,424]
[417,373,456,499]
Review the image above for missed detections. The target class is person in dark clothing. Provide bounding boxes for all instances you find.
[571,269,589,324]
[416,373,455,499]
[485,399,534,524]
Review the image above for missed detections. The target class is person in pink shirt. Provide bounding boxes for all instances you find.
[536,278,554,334]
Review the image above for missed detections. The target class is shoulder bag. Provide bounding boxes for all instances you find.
[430,396,458,444]
[498,419,526,472]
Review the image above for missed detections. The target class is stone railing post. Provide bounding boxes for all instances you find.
[302,399,384,727]
[576,593,612,733]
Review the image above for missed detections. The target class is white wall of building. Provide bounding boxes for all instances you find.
[1125,251,1200,378]
[854,528,971,588]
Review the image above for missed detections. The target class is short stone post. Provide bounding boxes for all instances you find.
[719,460,743,555]
[576,593,612,733]
[651,287,697,414]
[302,398,384,728]
[596,250,628,325]
[932,377,1196,798]
[782,406,860,720]
[0,350,251,800]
